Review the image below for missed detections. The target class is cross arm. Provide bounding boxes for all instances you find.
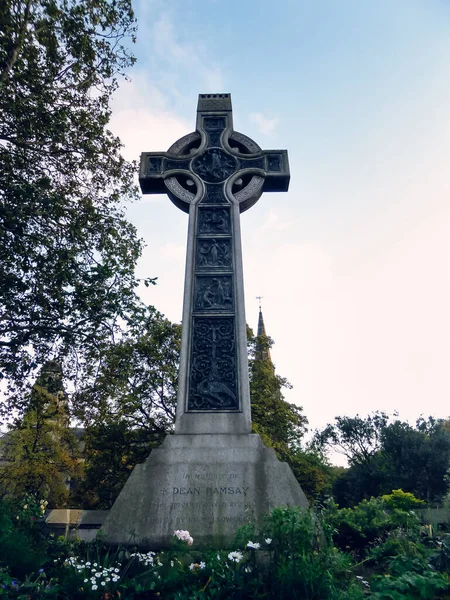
[236,149,290,193]
[139,152,192,195]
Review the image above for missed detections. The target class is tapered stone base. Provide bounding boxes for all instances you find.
[99,434,308,548]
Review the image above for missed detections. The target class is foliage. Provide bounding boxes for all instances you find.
[0,364,81,506]
[0,496,49,579]
[1,502,450,598]
[248,326,332,501]
[73,306,181,432]
[315,413,450,506]
[71,422,161,509]
[313,412,389,466]
[370,555,448,600]
[322,491,425,559]
[248,326,307,450]
[0,0,146,412]
[69,307,181,508]
[381,489,426,512]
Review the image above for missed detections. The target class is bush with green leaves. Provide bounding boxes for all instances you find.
[323,490,424,558]
[1,502,450,599]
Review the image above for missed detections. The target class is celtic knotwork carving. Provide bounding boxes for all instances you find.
[198,208,231,234]
[168,132,201,156]
[196,238,232,269]
[195,275,233,311]
[201,184,227,204]
[232,175,264,214]
[229,131,261,153]
[188,317,237,410]
[192,148,237,183]
[164,177,196,202]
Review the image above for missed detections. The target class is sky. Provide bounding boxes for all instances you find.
[108,0,450,443]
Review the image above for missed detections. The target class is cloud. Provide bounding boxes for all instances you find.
[249,112,279,135]
[109,71,191,163]
[259,210,291,233]
[160,242,185,260]
[146,11,225,92]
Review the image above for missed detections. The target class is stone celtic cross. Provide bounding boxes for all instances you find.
[139,94,290,435]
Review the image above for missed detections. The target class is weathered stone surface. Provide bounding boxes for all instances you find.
[100,434,308,548]
[99,94,308,548]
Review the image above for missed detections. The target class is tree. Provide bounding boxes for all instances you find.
[312,412,389,467]
[0,362,81,506]
[248,326,307,450]
[380,417,450,503]
[315,413,450,506]
[247,326,332,501]
[73,306,181,432]
[0,0,146,413]
[71,421,156,509]
[70,307,181,507]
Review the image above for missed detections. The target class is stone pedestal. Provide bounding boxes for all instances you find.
[100,434,308,548]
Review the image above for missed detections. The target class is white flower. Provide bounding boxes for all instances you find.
[101,581,106,586]
[174,529,194,544]
[265,538,272,545]
[93,563,98,567]
[92,585,98,590]
[189,563,195,571]
[199,561,206,569]
[245,567,252,573]
[105,578,111,582]
[95,572,101,578]
[85,562,91,566]
[247,541,260,549]
[83,579,88,583]
[170,561,174,567]
[217,553,221,561]
[228,551,244,563]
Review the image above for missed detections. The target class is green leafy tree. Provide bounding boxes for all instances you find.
[312,412,389,466]
[0,363,81,506]
[0,0,146,413]
[71,307,181,507]
[248,326,332,501]
[73,306,181,431]
[380,417,450,503]
[315,413,450,506]
[71,421,158,509]
[248,326,307,450]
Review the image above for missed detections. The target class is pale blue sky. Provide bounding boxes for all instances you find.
[110,0,450,442]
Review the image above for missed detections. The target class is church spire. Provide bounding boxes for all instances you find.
[255,299,272,363]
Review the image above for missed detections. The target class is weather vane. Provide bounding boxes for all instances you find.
[256,296,263,310]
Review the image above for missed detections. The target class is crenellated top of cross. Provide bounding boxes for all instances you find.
[139,93,290,213]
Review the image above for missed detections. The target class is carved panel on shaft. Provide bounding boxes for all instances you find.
[198,207,231,234]
[196,238,232,269]
[195,275,233,311]
[188,317,237,411]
